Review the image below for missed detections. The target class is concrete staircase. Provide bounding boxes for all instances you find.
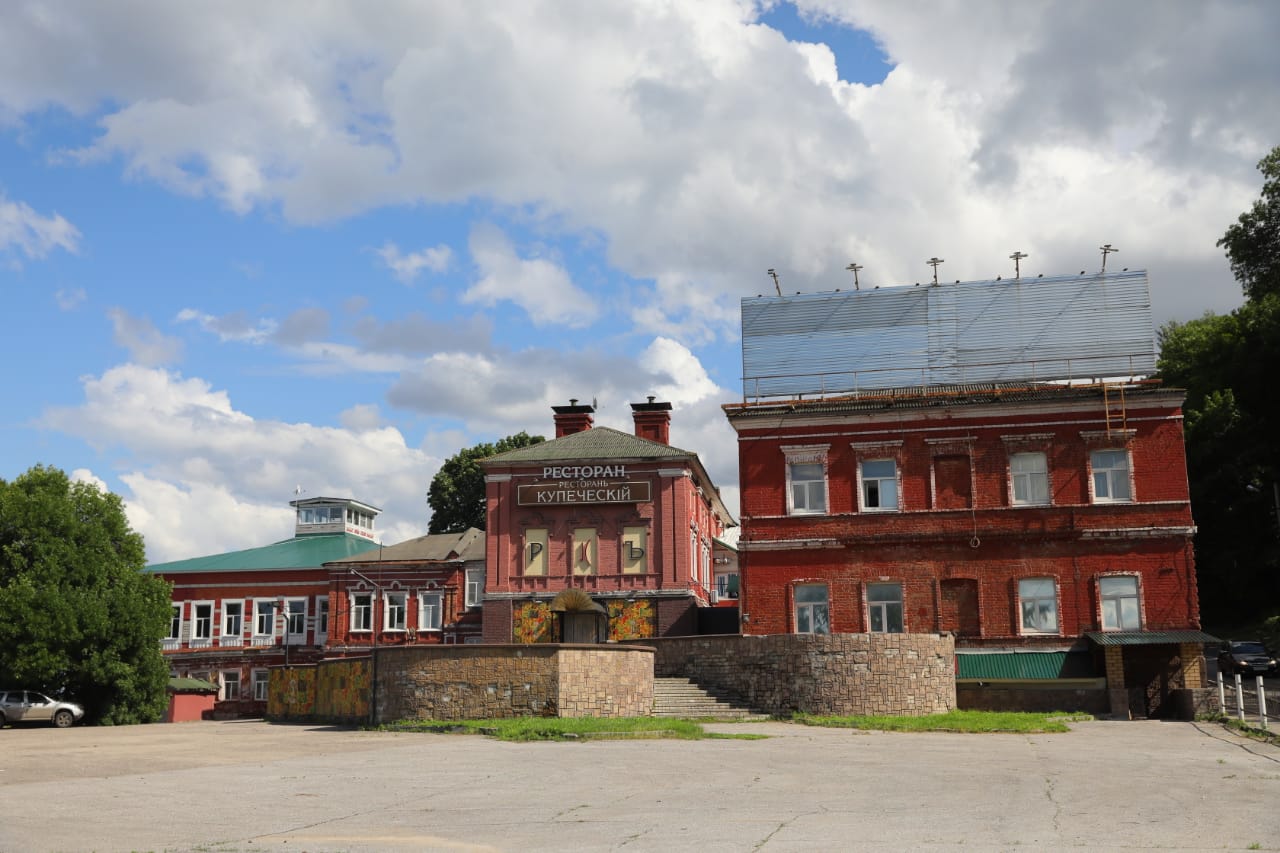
[651,677,769,720]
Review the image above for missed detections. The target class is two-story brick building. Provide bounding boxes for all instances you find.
[725,271,1214,717]
[480,399,735,643]
[146,496,382,712]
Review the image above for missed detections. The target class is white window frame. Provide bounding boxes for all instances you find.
[1090,449,1133,503]
[1018,578,1060,635]
[384,591,408,632]
[858,459,900,513]
[191,600,214,645]
[165,604,182,641]
[794,584,830,635]
[783,445,829,516]
[1009,451,1050,506]
[314,595,329,643]
[1099,575,1142,631]
[221,600,243,638]
[419,591,443,632]
[283,597,308,643]
[251,669,270,702]
[867,582,904,633]
[350,592,373,633]
[465,567,484,608]
[221,669,241,701]
[715,572,739,599]
[252,598,277,645]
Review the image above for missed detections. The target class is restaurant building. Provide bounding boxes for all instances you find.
[479,399,735,643]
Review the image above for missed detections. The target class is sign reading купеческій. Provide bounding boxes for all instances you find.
[517,465,652,506]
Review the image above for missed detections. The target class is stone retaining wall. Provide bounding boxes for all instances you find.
[635,633,955,716]
[374,644,654,722]
[957,681,1110,714]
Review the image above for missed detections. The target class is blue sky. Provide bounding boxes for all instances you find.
[2,1,1276,562]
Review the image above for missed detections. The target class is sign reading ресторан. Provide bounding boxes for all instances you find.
[517,465,651,505]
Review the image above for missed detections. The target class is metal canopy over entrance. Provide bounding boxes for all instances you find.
[741,270,1157,400]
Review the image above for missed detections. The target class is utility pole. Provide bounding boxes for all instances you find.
[927,257,945,286]
[1009,251,1028,280]
[1100,243,1118,274]
[845,262,863,291]
[767,268,781,296]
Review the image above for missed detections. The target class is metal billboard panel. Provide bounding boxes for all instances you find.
[741,270,1156,399]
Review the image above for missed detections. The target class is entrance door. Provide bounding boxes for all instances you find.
[563,612,598,643]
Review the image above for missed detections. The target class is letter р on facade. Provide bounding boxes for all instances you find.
[725,270,1215,720]
[480,399,736,643]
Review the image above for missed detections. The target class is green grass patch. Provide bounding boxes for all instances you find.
[377,716,762,741]
[792,709,1091,733]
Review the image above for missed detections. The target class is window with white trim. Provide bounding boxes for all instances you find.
[315,596,329,642]
[1100,576,1141,631]
[351,593,372,632]
[384,592,407,631]
[221,670,241,701]
[1090,449,1132,502]
[783,445,829,516]
[1018,578,1059,634]
[859,459,899,512]
[867,582,904,633]
[465,567,484,608]
[222,601,243,637]
[251,669,270,702]
[1010,452,1050,506]
[166,605,182,640]
[419,592,442,631]
[192,602,213,642]
[253,600,276,639]
[794,584,830,635]
[284,598,307,641]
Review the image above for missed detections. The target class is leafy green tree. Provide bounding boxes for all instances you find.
[1219,147,1280,302]
[0,465,171,724]
[1158,144,1280,622]
[428,432,546,533]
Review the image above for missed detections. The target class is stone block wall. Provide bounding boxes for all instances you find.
[374,644,654,722]
[557,647,653,717]
[638,633,955,716]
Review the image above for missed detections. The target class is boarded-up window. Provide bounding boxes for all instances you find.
[524,528,548,576]
[934,455,972,509]
[939,578,980,637]
[572,528,597,575]
[621,526,647,574]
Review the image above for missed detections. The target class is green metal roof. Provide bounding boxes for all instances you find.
[956,651,1096,680]
[167,677,218,694]
[1084,630,1218,646]
[482,426,694,464]
[146,533,381,574]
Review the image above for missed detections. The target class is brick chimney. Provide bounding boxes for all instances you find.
[631,397,672,445]
[552,399,595,438]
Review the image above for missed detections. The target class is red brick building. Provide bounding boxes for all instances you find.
[146,496,382,712]
[725,381,1210,716]
[324,528,486,650]
[480,400,734,643]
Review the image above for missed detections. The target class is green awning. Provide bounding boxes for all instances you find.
[167,677,218,694]
[1084,630,1218,647]
[956,651,1096,680]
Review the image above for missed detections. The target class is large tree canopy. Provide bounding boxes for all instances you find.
[1159,144,1280,623]
[1219,148,1280,303]
[0,465,171,724]
[428,432,546,533]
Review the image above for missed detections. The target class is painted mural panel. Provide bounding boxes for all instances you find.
[513,600,554,643]
[608,599,656,641]
[267,667,316,718]
[315,658,371,720]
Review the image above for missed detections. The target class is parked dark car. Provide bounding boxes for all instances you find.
[1217,641,1278,678]
[0,690,86,728]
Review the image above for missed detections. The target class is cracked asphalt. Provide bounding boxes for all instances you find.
[1,718,1278,852]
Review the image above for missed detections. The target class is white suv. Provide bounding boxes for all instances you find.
[0,690,86,728]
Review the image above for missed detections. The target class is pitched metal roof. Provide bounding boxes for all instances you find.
[167,677,219,694]
[327,528,485,564]
[482,426,695,464]
[146,533,381,574]
[1084,630,1219,646]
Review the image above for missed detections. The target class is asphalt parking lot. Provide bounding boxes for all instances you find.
[1,718,1278,852]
